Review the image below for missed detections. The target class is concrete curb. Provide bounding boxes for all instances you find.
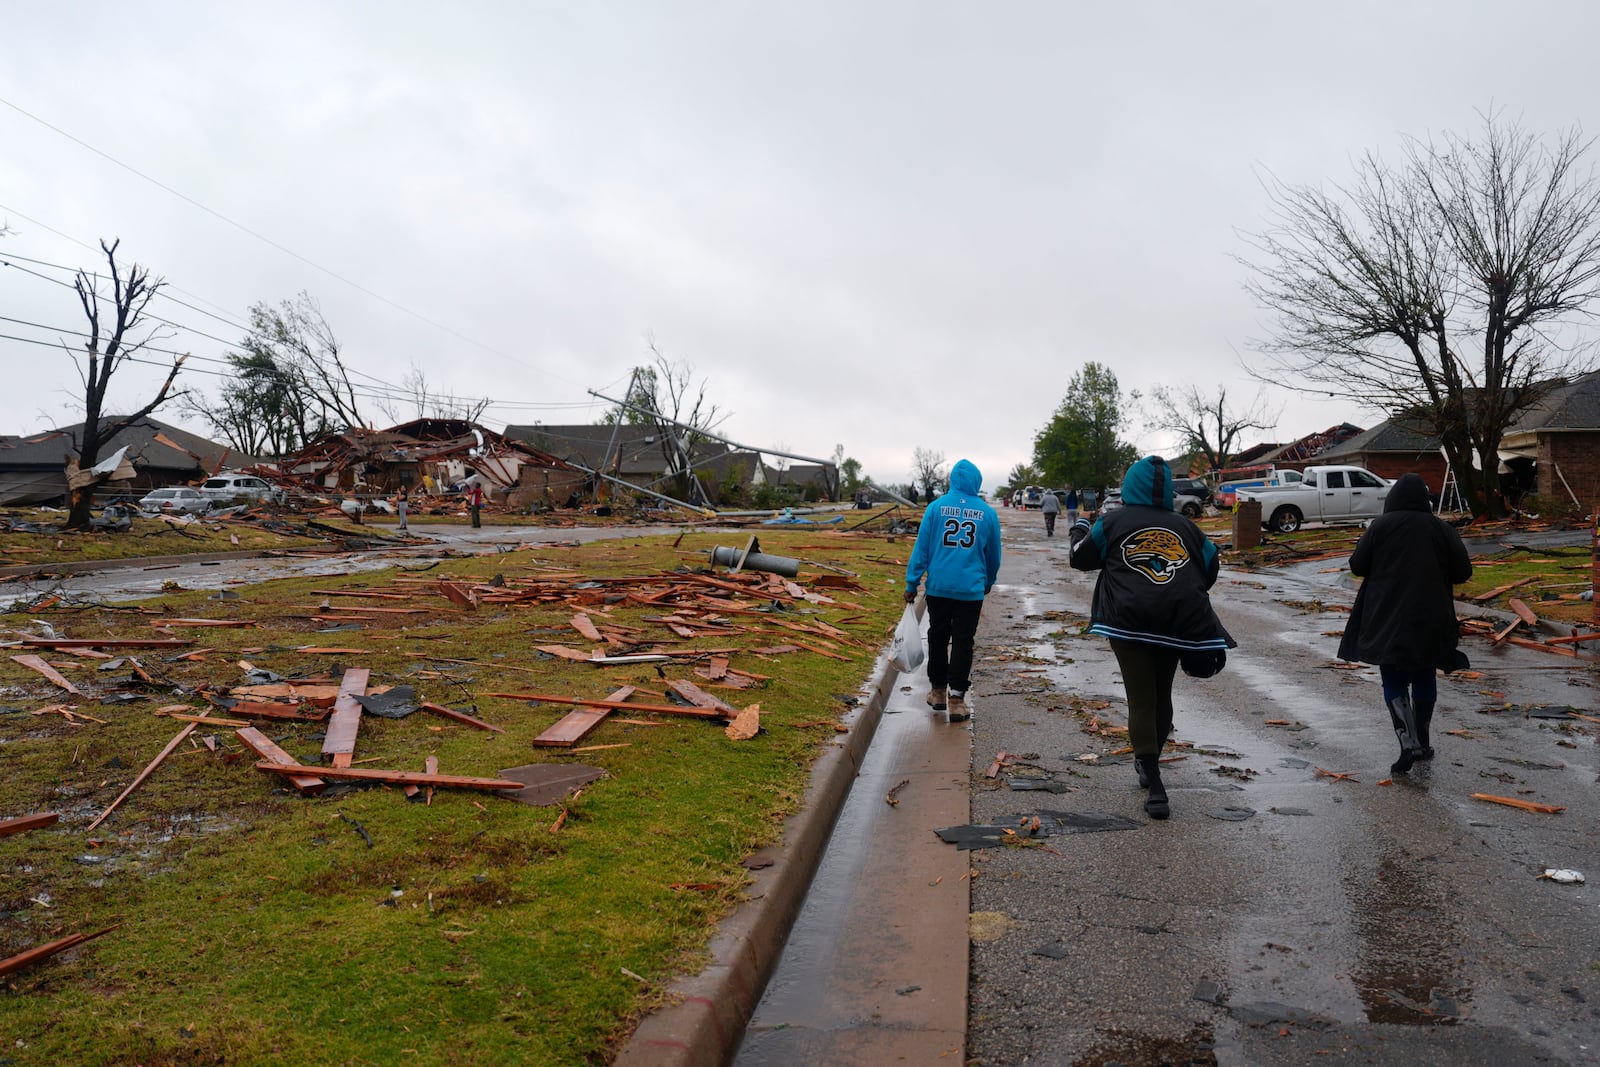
[614,651,905,1067]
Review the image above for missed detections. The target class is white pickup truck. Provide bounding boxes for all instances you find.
[1236,465,1391,533]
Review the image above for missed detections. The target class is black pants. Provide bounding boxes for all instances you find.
[471,504,482,528]
[1044,511,1057,535]
[1110,638,1180,756]
[926,595,983,693]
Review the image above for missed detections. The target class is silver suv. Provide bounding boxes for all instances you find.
[200,473,286,506]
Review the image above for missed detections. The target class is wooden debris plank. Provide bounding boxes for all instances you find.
[321,667,372,768]
[1471,793,1565,815]
[312,615,376,623]
[1490,618,1522,645]
[1470,576,1537,603]
[294,647,370,655]
[9,654,82,696]
[418,701,506,733]
[254,761,524,791]
[235,727,325,795]
[666,679,736,712]
[1508,598,1540,627]
[1544,632,1600,645]
[0,925,118,978]
[489,690,723,720]
[533,686,638,748]
[159,712,252,728]
[1504,636,1577,657]
[570,614,603,642]
[788,640,851,661]
[0,812,59,838]
[536,645,595,662]
[19,638,195,649]
[86,716,211,831]
[229,683,343,707]
[438,581,478,609]
[149,618,256,628]
[705,656,729,680]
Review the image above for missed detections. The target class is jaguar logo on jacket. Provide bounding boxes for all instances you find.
[1122,527,1190,584]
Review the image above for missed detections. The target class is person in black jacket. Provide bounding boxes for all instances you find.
[1337,472,1473,774]
[1068,456,1235,819]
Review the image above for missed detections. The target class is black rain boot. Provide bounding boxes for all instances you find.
[1415,705,1435,761]
[1388,696,1420,775]
[1137,756,1169,820]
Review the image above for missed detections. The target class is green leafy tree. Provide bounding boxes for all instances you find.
[1033,362,1138,495]
[839,456,863,493]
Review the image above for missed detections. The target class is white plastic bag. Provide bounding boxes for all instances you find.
[890,605,924,673]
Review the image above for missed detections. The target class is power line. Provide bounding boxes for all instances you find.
[0,95,548,375]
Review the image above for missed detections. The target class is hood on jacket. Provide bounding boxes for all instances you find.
[949,458,982,497]
[1384,472,1432,513]
[1120,455,1174,510]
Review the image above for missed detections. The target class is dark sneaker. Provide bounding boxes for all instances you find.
[926,687,947,711]
[947,691,970,723]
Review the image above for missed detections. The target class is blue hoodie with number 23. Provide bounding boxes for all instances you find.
[906,458,1003,601]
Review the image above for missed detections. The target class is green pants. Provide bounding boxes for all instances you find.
[1110,638,1180,756]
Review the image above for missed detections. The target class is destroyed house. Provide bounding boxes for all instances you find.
[281,423,580,507]
[1250,423,1365,470]
[0,417,242,506]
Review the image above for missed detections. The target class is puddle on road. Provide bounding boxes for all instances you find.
[1346,850,1472,1025]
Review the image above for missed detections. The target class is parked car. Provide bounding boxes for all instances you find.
[1236,465,1390,533]
[1171,477,1213,507]
[1099,489,1123,514]
[138,487,212,515]
[1021,485,1045,509]
[200,473,286,506]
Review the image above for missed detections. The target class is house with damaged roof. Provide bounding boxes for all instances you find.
[0,417,242,505]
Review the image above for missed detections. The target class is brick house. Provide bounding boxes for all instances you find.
[1311,419,1448,487]
[1499,371,1600,513]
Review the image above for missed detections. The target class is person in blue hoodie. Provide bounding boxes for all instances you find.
[905,458,1003,723]
[1068,456,1235,819]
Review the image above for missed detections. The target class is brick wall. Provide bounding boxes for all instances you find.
[1538,432,1600,510]
[1358,451,1450,491]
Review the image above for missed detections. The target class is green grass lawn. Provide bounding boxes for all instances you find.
[0,529,904,1065]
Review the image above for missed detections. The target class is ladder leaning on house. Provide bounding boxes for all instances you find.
[1436,449,1464,514]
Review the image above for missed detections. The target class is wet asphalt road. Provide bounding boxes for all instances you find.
[966,508,1598,1065]
[0,521,672,611]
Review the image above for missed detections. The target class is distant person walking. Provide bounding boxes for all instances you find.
[396,489,409,533]
[908,484,920,506]
[468,483,484,528]
[1064,487,1079,525]
[1069,456,1235,819]
[1337,473,1472,774]
[905,458,1003,724]
[1040,488,1061,536]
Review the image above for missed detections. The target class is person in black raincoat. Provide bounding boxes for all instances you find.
[1068,455,1235,819]
[1337,472,1473,774]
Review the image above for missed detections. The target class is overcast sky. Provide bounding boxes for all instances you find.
[3,2,1597,492]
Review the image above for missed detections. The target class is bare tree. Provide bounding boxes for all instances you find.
[376,361,492,424]
[911,446,947,498]
[607,344,728,505]
[1243,114,1600,516]
[64,240,187,528]
[1149,384,1277,475]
